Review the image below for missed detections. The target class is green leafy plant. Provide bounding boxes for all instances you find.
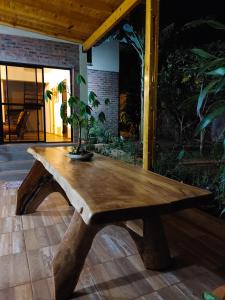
[187,22,225,152]
[45,74,110,154]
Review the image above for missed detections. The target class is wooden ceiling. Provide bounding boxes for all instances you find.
[0,0,140,50]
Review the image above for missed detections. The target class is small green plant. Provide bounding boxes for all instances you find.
[45,74,110,154]
[89,122,112,144]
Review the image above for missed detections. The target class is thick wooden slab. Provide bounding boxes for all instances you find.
[28,147,212,225]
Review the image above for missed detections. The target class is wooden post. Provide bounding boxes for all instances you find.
[143,0,159,170]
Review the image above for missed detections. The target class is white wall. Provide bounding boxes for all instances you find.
[88,41,119,72]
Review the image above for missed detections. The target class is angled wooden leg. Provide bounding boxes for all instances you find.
[16,160,49,214]
[121,216,171,270]
[53,210,101,300]
[16,160,71,215]
[141,215,171,270]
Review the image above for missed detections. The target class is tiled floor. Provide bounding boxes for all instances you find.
[0,181,225,299]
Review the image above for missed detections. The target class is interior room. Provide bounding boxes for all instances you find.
[0,65,71,143]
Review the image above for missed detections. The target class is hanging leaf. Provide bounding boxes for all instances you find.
[177,149,186,161]
[89,115,95,125]
[195,105,225,135]
[105,98,110,105]
[214,77,225,94]
[207,67,225,76]
[206,20,225,30]
[89,91,97,103]
[76,74,86,85]
[85,105,92,115]
[68,96,78,107]
[202,291,220,300]
[98,112,106,123]
[79,101,87,116]
[57,81,66,93]
[197,80,219,116]
[45,90,53,102]
[199,58,225,73]
[93,99,100,107]
[60,103,67,120]
[191,48,217,60]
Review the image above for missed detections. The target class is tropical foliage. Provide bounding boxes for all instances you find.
[45,74,110,154]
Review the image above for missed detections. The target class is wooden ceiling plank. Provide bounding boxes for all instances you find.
[62,0,120,13]
[0,1,96,35]
[0,15,85,43]
[0,8,90,40]
[83,0,141,51]
[10,0,105,26]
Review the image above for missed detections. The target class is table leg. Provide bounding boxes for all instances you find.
[16,160,70,215]
[53,210,101,300]
[141,215,171,270]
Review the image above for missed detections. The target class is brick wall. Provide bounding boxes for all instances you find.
[88,69,119,136]
[0,34,79,69]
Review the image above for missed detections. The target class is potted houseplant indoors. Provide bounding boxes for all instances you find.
[45,74,110,160]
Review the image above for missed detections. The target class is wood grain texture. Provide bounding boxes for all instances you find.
[0,185,225,299]
[143,0,159,170]
[83,0,141,50]
[53,210,101,300]
[27,146,212,225]
[0,0,126,44]
[17,160,70,215]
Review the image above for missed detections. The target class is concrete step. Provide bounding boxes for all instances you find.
[0,169,29,182]
[0,152,33,162]
[0,160,33,172]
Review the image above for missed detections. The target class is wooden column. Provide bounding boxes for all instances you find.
[143,0,159,170]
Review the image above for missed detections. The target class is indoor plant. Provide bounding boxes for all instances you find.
[45,74,110,160]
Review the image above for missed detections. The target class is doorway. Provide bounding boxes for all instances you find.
[0,64,72,143]
[44,68,71,142]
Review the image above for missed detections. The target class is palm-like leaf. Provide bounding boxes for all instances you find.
[195,105,225,135]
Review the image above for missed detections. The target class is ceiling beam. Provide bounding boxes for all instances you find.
[82,0,141,51]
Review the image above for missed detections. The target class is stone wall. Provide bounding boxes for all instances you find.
[0,34,79,69]
[88,69,119,136]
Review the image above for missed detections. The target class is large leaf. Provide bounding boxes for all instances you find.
[207,67,225,76]
[199,58,225,73]
[192,48,217,60]
[214,77,225,94]
[45,90,53,102]
[206,20,225,30]
[105,98,110,105]
[89,91,97,103]
[76,74,86,85]
[85,105,92,115]
[197,80,219,115]
[68,96,79,108]
[195,105,225,135]
[57,81,66,93]
[60,103,67,120]
[185,19,225,31]
[202,291,220,300]
[98,112,106,123]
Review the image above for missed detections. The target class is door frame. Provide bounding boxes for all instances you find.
[0,61,73,144]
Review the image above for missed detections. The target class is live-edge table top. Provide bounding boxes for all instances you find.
[28,146,212,224]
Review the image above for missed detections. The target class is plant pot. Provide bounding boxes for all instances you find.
[65,151,93,161]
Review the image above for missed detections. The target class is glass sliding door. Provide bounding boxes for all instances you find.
[0,65,45,143]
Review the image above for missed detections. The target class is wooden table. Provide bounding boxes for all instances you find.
[16,146,212,300]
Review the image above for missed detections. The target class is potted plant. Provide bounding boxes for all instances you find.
[45,74,110,160]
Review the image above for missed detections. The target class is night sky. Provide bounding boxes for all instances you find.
[160,0,225,26]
